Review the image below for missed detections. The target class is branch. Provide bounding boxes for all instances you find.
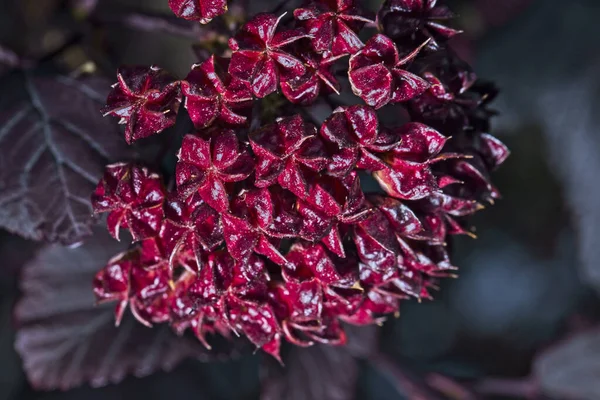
[91,8,204,40]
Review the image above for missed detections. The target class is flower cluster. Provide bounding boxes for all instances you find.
[93,0,508,360]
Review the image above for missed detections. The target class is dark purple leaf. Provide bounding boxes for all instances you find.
[0,73,128,244]
[261,344,358,400]
[14,229,243,391]
[534,329,600,399]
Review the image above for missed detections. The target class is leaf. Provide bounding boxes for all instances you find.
[260,326,377,400]
[534,329,600,399]
[260,344,359,400]
[14,228,245,391]
[0,72,129,244]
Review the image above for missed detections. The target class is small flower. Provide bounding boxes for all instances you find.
[181,56,253,129]
[320,105,400,175]
[373,122,454,200]
[249,115,328,198]
[176,130,254,212]
[222,187,301,265]
[298,173,370,256]
[168,0,228,24]
[93,250,137,326]
[280,50,341,104]
[92,163,166,241]
[159,193,224,266]
[377,0,461,49]
[102,66,182,144]
[94,248,173,327]
[349,34,429,109]
[294,0,374,57]
[226,295,281,350]
[129,262,172,326]
[228,13,309,98]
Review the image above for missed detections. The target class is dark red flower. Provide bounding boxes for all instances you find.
[158,193,224,266]
[168,0,228,24]
[90,0,509,363]
[477,133,510,171]
[407,54,501,136]
[181,56,253,129]
[226,295,280,350]
[373,122,451,200]
[276,244,361,345]
[94,247,172,327]
[280,51,341,104]
[93,250,137,326]
[351,208,452,305]
[169,270,232,349]
[222,187,301,265]
[228,13,309,98]
[183,251,282,353]
[92,163,166,241]
[294,0,374,57]
[102,65,182,144]
[129,262,172,326]
[408,71,477,134]
[249,115,328,198]
[377,0,461,49]
[298,173,370,256]
[349,34,429,109]
[320,105,401,175]
[267,280,324,347]
[176,130,254,212]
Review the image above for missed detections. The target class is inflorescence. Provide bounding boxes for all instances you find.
[92,0,509,360]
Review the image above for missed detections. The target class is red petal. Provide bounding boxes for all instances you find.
[197,175,229,212]
[349,63,393,109]
[252,58,279,98]
[222,214,260,260]
[391,69,430,103]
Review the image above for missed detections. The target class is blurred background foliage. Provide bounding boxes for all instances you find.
[1,0,599,399]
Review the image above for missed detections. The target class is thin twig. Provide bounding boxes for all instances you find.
[91,8,203,40]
